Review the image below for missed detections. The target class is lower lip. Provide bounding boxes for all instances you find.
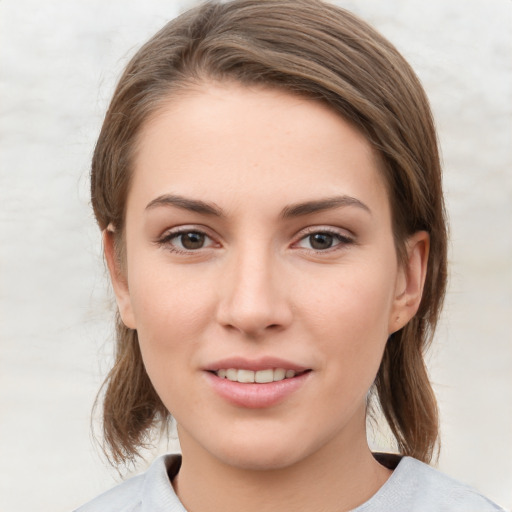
[204,371,310,409]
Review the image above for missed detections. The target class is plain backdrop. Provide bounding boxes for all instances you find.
[0,1,511,511]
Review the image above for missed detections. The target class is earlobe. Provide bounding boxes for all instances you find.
[390,231,430,333]
[103,226,137,329]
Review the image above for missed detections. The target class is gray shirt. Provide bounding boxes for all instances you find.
[74,453,505,512]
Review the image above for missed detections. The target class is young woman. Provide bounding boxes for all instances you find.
[76,1,505,510]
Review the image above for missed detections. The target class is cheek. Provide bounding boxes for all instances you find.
[127,264,216,381]
[302,260,395,336]
[129,255,215,328]
[298,260,395,378]
[131,285,211,418]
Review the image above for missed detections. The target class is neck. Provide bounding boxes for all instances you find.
[173,422,391,512]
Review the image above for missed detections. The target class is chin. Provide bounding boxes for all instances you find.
[204,429,316,471]
[216,446,302,471]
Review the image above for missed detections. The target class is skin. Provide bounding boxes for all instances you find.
[105,82,429,512]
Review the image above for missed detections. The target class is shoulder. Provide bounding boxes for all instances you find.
[398,457,505,511]
[356,455,506,512]
[73,473,145,512]
[73,454,184,512]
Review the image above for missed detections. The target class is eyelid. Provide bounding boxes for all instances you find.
[297,225,354,237]
[292,226,355,251]
[156,225,220,253]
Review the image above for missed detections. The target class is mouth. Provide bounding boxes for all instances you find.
[203,357,312,408]
[203,357,312,407]
[205,367,312,408]
[211,368,309,383]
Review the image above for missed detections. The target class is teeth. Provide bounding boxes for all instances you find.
[273,368,286,381]
[215,368,299,383]
[226,368,237,381]
[255,369,273,383]
[237,369,255,383]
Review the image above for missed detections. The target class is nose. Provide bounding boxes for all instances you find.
[216,246,293,338]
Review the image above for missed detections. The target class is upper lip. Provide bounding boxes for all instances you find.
[203,356,310,372]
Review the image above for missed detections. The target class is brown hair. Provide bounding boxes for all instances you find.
[91,0,447,466]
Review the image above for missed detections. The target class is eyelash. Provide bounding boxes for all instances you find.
[156,226,354,255]
[294,227,354,253]
[156,227,217,254]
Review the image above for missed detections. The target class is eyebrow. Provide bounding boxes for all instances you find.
[145,194,224,216]
[145,193,371,218]
[280,195,371,219]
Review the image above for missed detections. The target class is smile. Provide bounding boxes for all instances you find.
[214,368,301,383]
[205,368,311,408]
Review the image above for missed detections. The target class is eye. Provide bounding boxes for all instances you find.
[177,231,208,250]
[158,228,216,252]
[295,230,353,251]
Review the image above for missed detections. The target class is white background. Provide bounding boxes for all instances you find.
[0,1,511,511]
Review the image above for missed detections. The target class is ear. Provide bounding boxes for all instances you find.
[389,231,430,334]
[103,226,137,329]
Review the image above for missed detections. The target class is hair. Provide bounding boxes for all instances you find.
[91,0,448,466]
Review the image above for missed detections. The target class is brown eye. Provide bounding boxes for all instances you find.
[295,230,353,252]
[158,229,215,252]
[309,233,334,250]
[180,231,206,250]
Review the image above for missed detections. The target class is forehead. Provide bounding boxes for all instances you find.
[129,82,389,218]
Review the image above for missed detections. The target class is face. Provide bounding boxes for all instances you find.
[107,83,427,471]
